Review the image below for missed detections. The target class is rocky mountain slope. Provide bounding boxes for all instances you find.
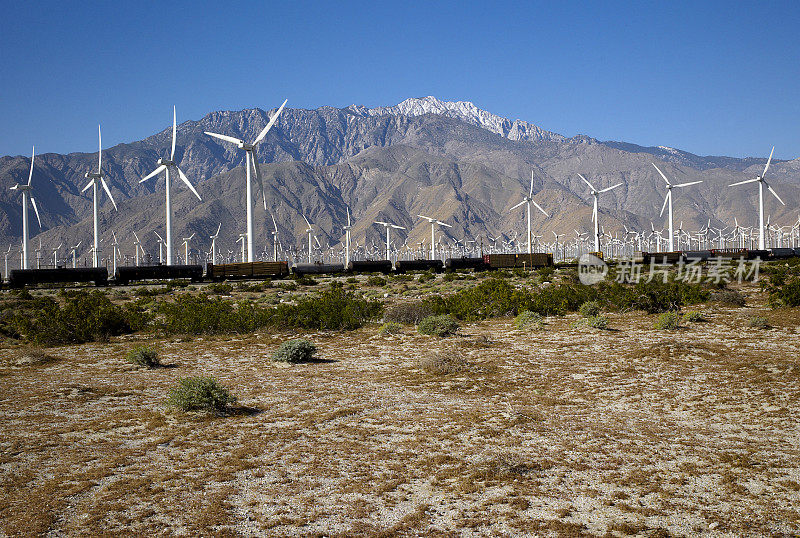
[0,97,796,260]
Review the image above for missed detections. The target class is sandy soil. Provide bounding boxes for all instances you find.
[1,290,799,536]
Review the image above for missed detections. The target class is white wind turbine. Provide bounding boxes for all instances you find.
[140,107,202,265]
[343,208,353,267]
[70,241,82,268]
[154,231,166,264]
[578,174,623,253]
[111,231,119,274]
[81,127,117,267]
[418,214,452,260]
[728,147,785,250]
[302,215,314,263]
[51,242,63,267]
[182,233,195,264]
[209,223,222,265]
[270,214,280,261]
[652,163,703,252]
[4,245,11,278]
[204,99,287,262]
[9,147,42,269]
[132,232,143,266]
[509,172,548,254]
[374,220,405,261]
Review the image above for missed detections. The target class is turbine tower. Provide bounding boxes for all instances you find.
[578,174,623,253]
[140,107,202,265]
[81,127,117,267]
[374,220,405,261]
[209,223,222,265]
[302,215,314,263]
[509,172,548,254]
[270,214,279,261]
[418,214,452,260]
[182,233,195,264]
[343,208,353,267]
[652,163,703,252]
[204,99,287,262]
[9,147,42,269]
[728,147,785,250]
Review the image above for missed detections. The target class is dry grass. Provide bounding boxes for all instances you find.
[0,282,798,535]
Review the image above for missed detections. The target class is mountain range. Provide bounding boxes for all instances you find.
[0,96,797,260]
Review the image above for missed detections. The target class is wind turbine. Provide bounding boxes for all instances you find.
[651,163,702,252]
[70,241,82,268]
[728,147,785,250]
[509,172,548,254]
[51,242,63,267]
[9,146,42,269]
[209,223,222,265]
[140,107,202,265]
[182,233,195,264]
[132,232,143,266]
[418,214,452,260]
[270,213,280,261]
[343,208,353,267]
[110,232,119,274]
[4,245,11,278]
[578,174,623,253]
[204,99,287,262]
[302,215,314,263]
[154,231,165,264]
[374,220,405,261]
[81,126,117,268]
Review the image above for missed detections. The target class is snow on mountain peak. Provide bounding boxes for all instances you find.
[348,96,564,143]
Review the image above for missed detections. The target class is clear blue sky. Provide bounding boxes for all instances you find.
[1,0,798,159]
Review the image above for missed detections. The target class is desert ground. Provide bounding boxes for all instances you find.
[1,275,799,537]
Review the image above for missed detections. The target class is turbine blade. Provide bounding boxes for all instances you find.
[728,178,760,187]
[176,166,202,201]
[660,191,670,217]
[100,178,118,211]
[509,200,526,211]
[81,179,94,193]
[154,231,163,241]
[140,164,167,183]
[765,182,786,205]
[254,99,287,144]
[27,146,35,185]
[599,183,623,193]
[171,106,177,160]
[98,125,102,173]
[531,199,549,217]
[303,215,312,228]
[133,231,140,242]
[651,163,670,185]
[250,151,266,210]
[216,223,222,236]
[204,131,243,145]
[578,173,595,191]
[673,181,703,188]
[347,207,351,227]
[762,146,774,178]
[529,171,534,197]
[30,197,42,228]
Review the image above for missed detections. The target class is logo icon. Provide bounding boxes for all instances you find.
[578,254,608,285]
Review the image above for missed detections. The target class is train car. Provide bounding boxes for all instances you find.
[445,257,487,271]
[483,253,553,269]
[293,263,346,275]
[395,259,444,273]
[682,250,713,262]
[8,267,108,288]
[769,248,796,259]
[347,260,393,274]
[115,264,203,285]
[206,261,290,281]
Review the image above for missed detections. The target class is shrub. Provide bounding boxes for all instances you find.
[765,276,800,307]
[417,272,435,283]
[346,276,357,284]
[418,314,459,337]
[748,315,770,329]
[584,315,609,329]
[683,310,705,322]
[208,282,233,294]
[272,338,317,363]
[418,350,467,375]
[710,289,746,307]
[578,300,601,317]
[126,345,160,368]
[167,376,237,412]
[366,275,387,287]
[654,311,681,330]
[626,280,709,313]
[443,272,457,282]
[379,322,403,335]
[515,311,543,331]
[384,301,434,325]
[273,284,382,330]
[295,275,317,286]
[156,294,268,335]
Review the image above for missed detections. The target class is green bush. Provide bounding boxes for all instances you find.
[710,289,746,307]
[346,276,357,284]
[273,284,382,330]
[748,315,770,329]
[683,311,705,322]
[417,272,435,283]
[208,282,234,294]
[379,322,403,335]
[578,300,601,317]
[384,301,433,324]
[126,345,160,368]
[295,275,317,286]
[418,314,459,337]
[272,338,317,363]
[585,315,609,329]
[765,276,800,307]
[515,311,543,331]
[366,275,387,287]
[443,272,457,282]
[654,311,681,330]
[167,376,237,412]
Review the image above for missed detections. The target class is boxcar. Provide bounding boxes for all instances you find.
[483,253,553,269]
[206,261,290,281]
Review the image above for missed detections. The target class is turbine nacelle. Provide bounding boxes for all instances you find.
[157,157,175,167]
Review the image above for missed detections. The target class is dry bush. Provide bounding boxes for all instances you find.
[711,289,746,307]
[417,349,467,375]
[384,301,433,325]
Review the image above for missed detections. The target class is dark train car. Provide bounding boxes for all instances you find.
[8,267,108,288]
[206,261,290,281]
[445,257,487,271]
[395,259,444,273]
[709,248,748,259]
[682,250,713,262]
[769,248,796,259]
[115,264,203,285]
[347,260,393,274]
[640,251,683,264]
[293,263,346,275]
[483,253,553,269]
